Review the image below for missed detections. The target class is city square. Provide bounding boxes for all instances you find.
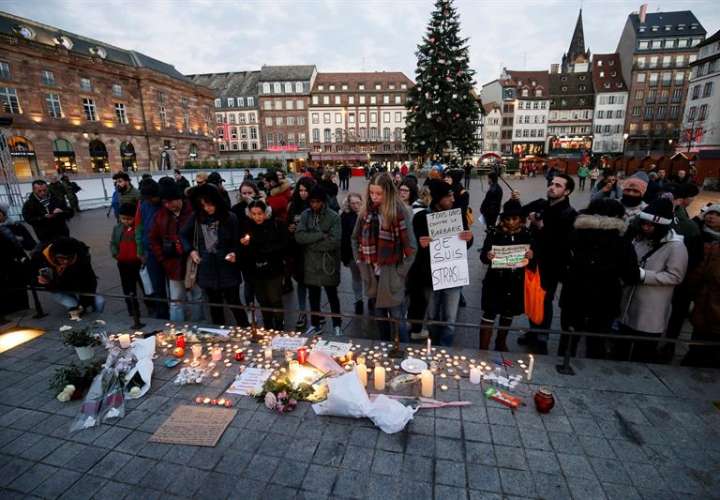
[1,1,720,499]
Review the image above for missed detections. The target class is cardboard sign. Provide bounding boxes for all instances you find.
[311,340,351,358]
[271,336,307,351]
[427,209,469,291]
[225,368,273,396]
[491,244,530,269]
[149,405,236,447]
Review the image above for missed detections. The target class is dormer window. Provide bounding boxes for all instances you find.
[597,60,603,66]
[690,23,698,30]
[609,60,615,66]
[14,25,36,40]
[639,27,646,32]
[318,85,324,91]
[678,24,685,30]
[665,25,672,31]
[579,75,586,81]
[579,85,586,91]
[560,76,567,82]
[600,71,605,77]
[54,35,73,50]
[89,46,107,59]
[651,26,659,32]
[604,82,610,88]
[561,86,568,92]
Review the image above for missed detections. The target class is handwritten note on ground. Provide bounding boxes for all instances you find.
[149,405,236,447]
[225,368,273,396]
[427,209,469,291]
[271,336,307,351]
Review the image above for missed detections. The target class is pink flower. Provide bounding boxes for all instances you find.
[277,391,288,400]
[264,392,277,410]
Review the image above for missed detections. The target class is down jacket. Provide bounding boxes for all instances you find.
[620,229,688,334]
[295,207,341,287]
[688,227,720,336]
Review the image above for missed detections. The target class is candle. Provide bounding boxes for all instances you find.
[356,363,368,386]
[288,360,299,379]
[234,350,245,362]
[191,344,203,362]
[420,369,434,397]
[212,347,223,362]
[297,347,308,364]
[470,366,482,384]
[264,347,273,361]
[426,338,432,358]
[175,334,186,349]
[527,355,535,381]
[173,347,185,358]
[374,366,386,391]
[118,334,131,349]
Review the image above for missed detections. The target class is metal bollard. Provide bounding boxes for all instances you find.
[556,345,575,375]
[29,282,47,319]
[131,293,145,330]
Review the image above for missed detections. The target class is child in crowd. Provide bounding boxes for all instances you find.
[111,202,143,316]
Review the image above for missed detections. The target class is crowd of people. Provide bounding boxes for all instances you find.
[1,163,717,368]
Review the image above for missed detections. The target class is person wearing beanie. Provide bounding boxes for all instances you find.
[407,179,473,347]
[615,198,688,362]
[295,184,343,336]
[110,203,144,317]
[682,203,720,367]
[479,199,533,352]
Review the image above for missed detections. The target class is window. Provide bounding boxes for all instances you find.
[632,105,641,117]
[358,84,365,90]
[638,41,649,50]
[651,40,662,49]
[669,105,680,120]
[0,61,9,79]
[678,39,688,48]
[698,104,708,121]
[616,110,623,119]
[82,97,97,121]
[635,90,644,100]
[238,97,245,107]
[359,95,366,105]
[335,95,341,105]
[395,111,402,122]
[703,82,713,98]
[249,112,256,122]
[250,128,258,139]
[297,116,305,126]
[348,96,355,105]
[115,103,128,124]
[312,113,319,124]
[335,113,341,124]
[227,97,235,107]
[342,84,348,91]
[248,97,255,107]
[273,82,281,93]
[323,129,331,142]
[383,95,389,104]
[294,82,303,93]
[264,117,272,126]
[323,112,331,124]
[285,100,294,110]
[649,73,658,84]
[383,112,390,123]
[348,113,355,124]
[656,105,666,120]
[692,85,701,100]
[688,106,697,120]
[274,100,283,110]
[298,132,306,147]
[662,56,671,68]
[159,105,167,127]
[287,116,295,126]
[312,95,319,105]
[394,95,401,104]
[41,70,55,85]
[370,112,377,123]
[370,96,377,105]
[318,85,324,91]
[263,100,272,110]
[359,113,366,123]
[214,98,222,108]
[650,56,659,68]
[370,127,378,140]
[323,96,329,105]
[375,84,381,90]
[284,82,292,93]
[597,110,604,119]
[46,93,62,118]
[672,88,683,103]
[275,116,283,126]
[383,127,391,140]
[80,78,92,91]
[262,83,270,94]
[401,83,407,90]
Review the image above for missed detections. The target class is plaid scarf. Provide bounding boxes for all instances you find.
[359,205,412,266]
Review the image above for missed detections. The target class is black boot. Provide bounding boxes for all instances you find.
[354,300,364,315]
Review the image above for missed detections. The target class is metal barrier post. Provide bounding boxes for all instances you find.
[29,282,47,319]
[131,293,145,330]
[556,345,575,375]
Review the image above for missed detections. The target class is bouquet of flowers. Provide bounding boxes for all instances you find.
[256,377,314,414]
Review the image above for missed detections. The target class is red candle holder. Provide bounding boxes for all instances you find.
[175,334,186,349]
[297,347,308,364]
[533,389,555,414]
[234,350,245,362]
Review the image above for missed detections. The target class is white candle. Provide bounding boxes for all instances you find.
[356,363,368,386]
[211,347,222,362]
[469,366,482,384]
[118,334,131,349]
[420,369,434,397]
[374,366,386,391]
[264,347,273,361]
[191,344,202,362]
[426,338,432,358]
[288,360,299,380]
[527,355,535,381]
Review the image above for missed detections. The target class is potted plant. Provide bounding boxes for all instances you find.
[61,325,100,360]
[50,361,102,401]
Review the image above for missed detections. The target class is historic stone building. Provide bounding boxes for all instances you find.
[591,53,629,154]
[0,12,214,179]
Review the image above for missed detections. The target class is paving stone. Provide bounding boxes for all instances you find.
[623,461,667,490]
[436,437,464,461]
[461,406,488,423]
[436,418,463,439]
[519,427,553,451]
[198,471,238,499]
[138,461,174,491]
[548,431,584,455]
[301,464,337,494]
[0,428,22,448]
[93,426,133,449]
[164,466,208,496]
[371,449,403,476]
[566,475,608,500]
[349,426,380,448]
[434,484,468,500]
[136,440,171,460]
[569,416,603,436]
[63,446,109,473]
[609,439,649,463]
[367,473,401,500]
[542,414,573,433]
[313,440,346,467]
[499,468,535,497]
[408,415,434,435]
[494,445,527,470]
[557,453,596,479]
[578,435,617,459]
[321,422,351,441]
[465,441,496,466]
[397,478,433,500]
[18,435,65,461]
[267,415,302,435]
[464,422,492,443]
[490,425,521,447]
[603,482,643,500]
[231,430,267,453]
[94,480,130,498]
[401,454,434,482]
[258,433,294,458]
[3,432,44,456]
[486,407,514,425]
[58,473,106,500]
[332,469,369,499]
[271,460,309,488]
[466,464,501,493]
[341,445,374,471]
[88,450,134,479]
[376,431,406,453]
[215,449,253,475]
[31,468,83,498]
[244,454,280,481]
[590,457,633,485]
[436,459,466,487]
[405,434,435,457]
[532,471,572,500]
[262,483,298,500]
[525,449,561,474]
[7,462,58,493]
[115,430,152,455]
[118,455,155,485]
[162,444,197,465]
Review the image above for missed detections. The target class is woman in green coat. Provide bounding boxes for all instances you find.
[295,185,342,336]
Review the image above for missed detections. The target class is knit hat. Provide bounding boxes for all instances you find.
[704,203,720,216]
[118,203,136,217]
[207,172,225,185]
[638,198,674,226]
[140,179,159,197]
[308,185,327,203]
[623,171,649,196]
[500,199,523,218]
[428,179,453,204]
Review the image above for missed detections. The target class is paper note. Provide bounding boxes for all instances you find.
[149,405,236,447]
[225,367,273,396]
[271,336,308,351]
[491,244,530,269]
[311,340,351,358]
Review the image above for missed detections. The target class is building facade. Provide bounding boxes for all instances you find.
[0,12,214,179]
[591,53,629,154]
[481,102,502,154]
[616,7,706,156]
[547,71,595,156]
[257,65,316,166]
[308,72,412,165]
[681,29,720,152]
[187,72,261,156]
[509,71,550,157]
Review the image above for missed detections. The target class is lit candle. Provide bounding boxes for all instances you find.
[288,360,299,379]
[374,366,386,391]
[212,347,223,362]
[470,366,482,384]
[118,334,131,349]
[356,363,368,387]
[426,338,432,358]
[175,334,186,348]
[527,355,535,381]
[264,347,273,361]
[420,369,434,397]
[191,344,203,362]
[440,384,448,391]
[297,347,308,364]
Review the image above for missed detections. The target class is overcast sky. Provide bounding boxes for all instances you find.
[5,0,719,87]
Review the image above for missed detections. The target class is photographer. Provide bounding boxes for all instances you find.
[590,169,622,201]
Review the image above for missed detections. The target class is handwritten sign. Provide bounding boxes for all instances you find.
[311,340,351,358]
[491,244,530,269]
[225,367,273,396]
[197,327,231,337]
[149,405,236,447]
[271,336,307,351]
[427,209,470,291]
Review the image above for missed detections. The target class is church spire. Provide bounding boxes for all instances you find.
[561,9,590,73]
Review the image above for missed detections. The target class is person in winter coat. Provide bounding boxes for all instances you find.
[60,175,81,213]
[286,176,316,329]
[352,173,417,342]
[615,198,688,362]
[135,179,168,319]
[184,184,248,327]
[517,174,578,354]
[682,204,720,367]
[112,172,141,219]
[0,203,34,318]
[398,180,418,210]
[591,170,622,201]
[174,169,191,194]
[265,170,293,223]
[149,182,202,322]
[206,172,232,209]
[558,199,641,358]
[110,203,144,316]
[243,199,289,330]
[319,171,340,212]
[577,164,589,191]
[22,180,72,243]
[341,193,364,315]
[33,236,104,316]
[480,172,503,229]
[231,181,264,308]
[479,200,533,351]
[618,171,649,223]
[589,166,600,191]
[295,186,343,336]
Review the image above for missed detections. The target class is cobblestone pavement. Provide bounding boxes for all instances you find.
[0,313,719,499]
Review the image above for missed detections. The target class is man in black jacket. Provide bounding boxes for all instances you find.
[480,172,503,229]
[517,174,578,354]
[22,180,72,243]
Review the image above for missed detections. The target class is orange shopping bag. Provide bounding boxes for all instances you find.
[524,266,545,325]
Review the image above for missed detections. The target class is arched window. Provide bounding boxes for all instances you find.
[8,136,39,178]
[119,141,137,171]
[89,139,109,172]
[323,128,331,143]
[335,128,343,142]
[189,143,198,159]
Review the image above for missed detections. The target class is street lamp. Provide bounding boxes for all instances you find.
[622,132,629,155]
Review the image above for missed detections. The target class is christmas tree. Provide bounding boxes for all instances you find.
[405,0,480,161]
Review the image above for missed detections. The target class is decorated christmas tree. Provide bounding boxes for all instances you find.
[405,0,480,161]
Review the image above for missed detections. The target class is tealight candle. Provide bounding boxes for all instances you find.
[470,366,482,384]
[288,360,299,379]
[374,366,386,391]
[356,363,368,386]
[264,347,272,361]
[420,369,434,397]
[297,347,308,364]
[212,347,223,362]
[118,334,131,349]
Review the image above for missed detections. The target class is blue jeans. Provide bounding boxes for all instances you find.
[167,280,204,322]
[375,302,409,343]
[52,292,105,313]
[427,286,462,347]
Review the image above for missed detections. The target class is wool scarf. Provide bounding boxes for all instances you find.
[359,205,412,266]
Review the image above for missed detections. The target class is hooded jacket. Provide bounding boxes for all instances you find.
[33,240,98,308]
[295,206,341,287]
[22,194,71,243]
[620,229,688,334]
[181,212,240,290]
[149,202,193,281]
[266,180,292,223]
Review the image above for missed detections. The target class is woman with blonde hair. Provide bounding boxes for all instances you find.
[351,173,416,341]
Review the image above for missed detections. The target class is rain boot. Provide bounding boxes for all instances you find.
[495,317,512,352]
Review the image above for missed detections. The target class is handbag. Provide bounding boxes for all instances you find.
[524,266,546,325]
[184,222,199,290]
[139,265,154,295]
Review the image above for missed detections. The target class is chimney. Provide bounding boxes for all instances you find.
[639,4,648,23]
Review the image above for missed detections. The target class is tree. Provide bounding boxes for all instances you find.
[405,0,480,161]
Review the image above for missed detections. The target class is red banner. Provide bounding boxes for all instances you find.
[267,145,299,152]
